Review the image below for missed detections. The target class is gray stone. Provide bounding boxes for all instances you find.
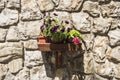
[92,17,111,34]
[0,42,23,63]
[93,60,115,77]
[36,0,54,12]
[100,2,116,17]
[30,66,52,80]
[6,26,20,42]
[0,28,8,42]
[24,40,38,50]
[21,0,42,20]
[6,0,20,9]
[4,72,15,80]
[0,0,4,12]
[0,8,18,27]
[108,29,120,47]
[8,58,23,73]
[93,36,110,63]
[107,46,120,63]
[81,34,94,50]
[71,12,91,33]
[84,53,93,74]
[56,0,83,11]
[17,21,42,40]
[24,51,43,67]
[0,64,8,80]
[14,67,30,80]
[83,1,100,17]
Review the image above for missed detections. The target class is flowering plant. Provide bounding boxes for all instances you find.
[40,13,82,45]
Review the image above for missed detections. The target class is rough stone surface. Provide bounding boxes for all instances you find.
[24,51,43,68]
[8,58,23,73]
[0,0,5,12]
[0,28,8,42]
[0,42,23,63]
[108,29,120,47]
[71,12,91,33]
[107,46,120,63]
[0,8,18,27]
[0,64,8,80]
[6,26,20,42]
[21,0,42,20]
[92,17,111,34]
[30,66,52,80]
[6,0,21,9]
[83,1,100,17]
[17,21,42,40]
[56,0,83,11]
[36,0,54,12]
[4,72,15,80]
[14,67,30,80]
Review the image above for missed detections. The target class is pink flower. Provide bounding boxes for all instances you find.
[73,37,80,45]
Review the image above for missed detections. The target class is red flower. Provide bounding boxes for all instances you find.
[73,37,80,45]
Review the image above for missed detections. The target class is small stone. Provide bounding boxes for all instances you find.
[107,46,120,63]
[8,58,23,73]
[36,0,54,12]
[0,8,18,27]
[92,17,111,34]
[6,0,20,9]
[6,26,20,42]
[0,28,8,42]
[56,0,83,11]
[83,1,100,17]
[0,42,23,63]
[71,12,91,33]
[24,40,38,50]
[4,72,15,80]
[24,51,43,67]
[114,63,120,79]
[108,29,120,47]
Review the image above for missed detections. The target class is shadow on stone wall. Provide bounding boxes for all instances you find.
[41,44,85,80]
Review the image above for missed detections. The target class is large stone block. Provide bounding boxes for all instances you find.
[0,42,23,63]
[71,12,91,33]
[92,17,111,34]
[24,51,43,68]
[21,0,42,20]
[83,1,100,17]
[24,40,38,50]
[8,58,23,73]
[56,0,83,11]
[0,8,18,27]
[17,21,42,40]
[108,29,120,47]
[0,28,8,42]
[6,0,20,9]
[6,26,20,42]
[36,0,54,12]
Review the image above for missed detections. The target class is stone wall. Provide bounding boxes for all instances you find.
[0,0,120,80]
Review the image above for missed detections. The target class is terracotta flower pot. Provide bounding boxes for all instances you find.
[37,36,50,43]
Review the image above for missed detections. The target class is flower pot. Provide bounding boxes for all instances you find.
[37,36,50,43]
